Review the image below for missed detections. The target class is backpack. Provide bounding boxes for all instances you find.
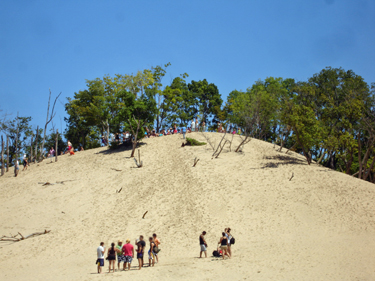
[212,250,221,257]
[230,237,235,245]
[153,245,160,254]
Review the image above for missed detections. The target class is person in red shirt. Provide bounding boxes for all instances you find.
[121,239,134,271]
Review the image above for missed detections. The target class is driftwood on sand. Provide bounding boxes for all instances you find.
[38,180,77,186]
[111,168,122,172]
[0,230,51,242]
[142,211,148,219]
[193,157,200,167]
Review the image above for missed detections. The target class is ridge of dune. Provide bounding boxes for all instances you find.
[0,132,374,281]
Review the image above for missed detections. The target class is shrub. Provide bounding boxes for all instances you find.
[186,137,206,146]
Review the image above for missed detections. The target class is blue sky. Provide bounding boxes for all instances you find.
[1,0,374,134]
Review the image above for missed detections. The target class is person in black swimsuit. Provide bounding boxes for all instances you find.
[148,237,155,267]
[107,243,116,272]
[199,231,207,258]
[136,239,143,270]
[218,232,230,260]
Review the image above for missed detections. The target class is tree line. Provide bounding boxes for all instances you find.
[1,65,374,183]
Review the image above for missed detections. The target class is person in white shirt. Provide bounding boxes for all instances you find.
[15,160,19,177]
[96,242,105,273]
[191,119,195,132]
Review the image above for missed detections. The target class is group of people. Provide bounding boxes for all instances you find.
[199,228,234,260]
[144,119,206,140]
[96,233,161,274]
[217,122,242,135]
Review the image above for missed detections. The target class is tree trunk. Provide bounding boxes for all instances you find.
[363,156,375,181]
[128,116,141,158]
[317,150,326,165]
[30,135,33,163]
[358,134,362,179]
[1,135,4,176]
[296,132,311,165]
[41,90,61,160]
[34,126,39,162]
[345,148,354,174]
[6,136,9,172]
[330,151,335,170]
[55,129,58,162]
[106,119,109,146]
[285,142,297,154]
[14,114,20,177]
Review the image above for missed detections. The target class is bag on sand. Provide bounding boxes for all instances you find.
[230,237,235,245]
[213,250,221,257]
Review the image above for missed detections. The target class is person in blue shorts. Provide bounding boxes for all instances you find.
[96,242,105,273]
[181,126,187,139]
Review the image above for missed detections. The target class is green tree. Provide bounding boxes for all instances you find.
[188,79,222,126]
[1,116,32,165]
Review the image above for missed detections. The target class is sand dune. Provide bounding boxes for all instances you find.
[0,132,374,281]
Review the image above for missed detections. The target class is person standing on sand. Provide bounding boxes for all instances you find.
[14,159,19,177]
[136,239,143,270]
[181,125,186,139]
[96,242,105,273]
[225,228,233,257]
[191,119,195,132]
[153,233,161,263]
[218,232,230,260]
[122,239,134,271]
[22,154,28,171]
[195,118,199,132]
[67,140,72,151]
[139,235,146,266]
[116,240,124,270]
[107,243,116,273]
[199,231,207,258]
[148,237,155,267]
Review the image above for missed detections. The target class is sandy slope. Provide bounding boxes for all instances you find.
[0,132,374,281]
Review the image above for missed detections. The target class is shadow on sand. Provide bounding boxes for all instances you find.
[260,154,307,169]
[95,141,148,156]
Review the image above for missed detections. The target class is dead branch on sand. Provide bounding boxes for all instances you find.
[111,168,122,172]
[116,187,123,193]
[142,211,148,219]
[212,132,227,157]
[235,133,251,152]
[0,230,51,242]
[38,180,77,186]
[193,157,200,167]
[200,132,215,151]
[215,140,228,159]
[289,172,294,181]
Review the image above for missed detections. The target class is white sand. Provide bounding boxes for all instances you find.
[0,132,374,280]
